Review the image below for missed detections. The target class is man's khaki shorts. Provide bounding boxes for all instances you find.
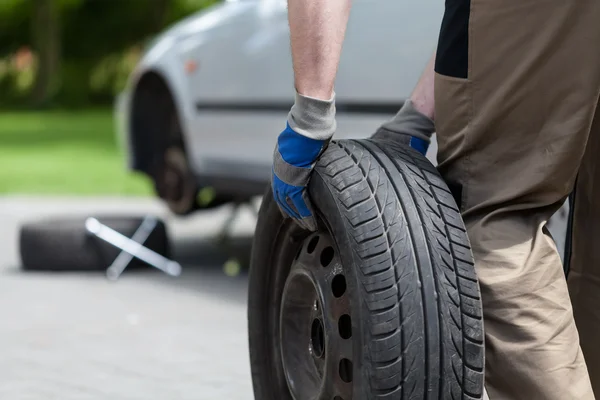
[434,0,600,398]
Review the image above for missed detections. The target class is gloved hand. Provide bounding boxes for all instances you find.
[271,92,336,231]
[370,99,435,155]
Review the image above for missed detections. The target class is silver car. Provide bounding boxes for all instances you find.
[115,0,570,259]
[114,0,443,214]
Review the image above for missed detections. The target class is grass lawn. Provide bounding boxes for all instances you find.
[0,109,153,196]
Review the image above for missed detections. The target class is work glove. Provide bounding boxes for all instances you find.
[271,92,336,232]
[370,99,435,155]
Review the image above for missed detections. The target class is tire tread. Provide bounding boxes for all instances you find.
[313,139,484,400]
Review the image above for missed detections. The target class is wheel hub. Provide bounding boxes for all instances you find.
[279,231,353,400]
[155,147,197,215]
[311,314,325,359]
[163,163,185,201]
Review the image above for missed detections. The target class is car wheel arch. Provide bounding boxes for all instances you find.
[129,70,192,177]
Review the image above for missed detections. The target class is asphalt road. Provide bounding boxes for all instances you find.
[0,195,568,400]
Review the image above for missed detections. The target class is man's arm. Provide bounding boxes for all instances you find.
[287,0,352,100]
[272,1,436,232]
[371,52,436,153]
[268,1,351,231]
[410,52,435,120]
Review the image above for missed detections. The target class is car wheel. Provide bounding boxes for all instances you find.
[19,216,170,271]
[153,110,232,215]
[248,139,485,399]
[155,145,200,215]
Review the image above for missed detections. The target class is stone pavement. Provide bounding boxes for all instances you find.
[0,196,256,400]
[0,195,567,399]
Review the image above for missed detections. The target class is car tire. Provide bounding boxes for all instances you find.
[155,146,201,215]
[248,139,485,400]
[19,216,170,271]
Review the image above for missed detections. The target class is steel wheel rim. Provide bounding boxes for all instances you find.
[279,230,354,400]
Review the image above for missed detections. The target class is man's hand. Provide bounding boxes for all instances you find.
[272,0,350,230]
[371,99,436,155]
[371,52,437,154]
[272,124,328,231]
[272,92,336,231]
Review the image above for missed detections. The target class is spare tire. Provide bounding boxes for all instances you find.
[248,139,485,400]
[19,216,170,271]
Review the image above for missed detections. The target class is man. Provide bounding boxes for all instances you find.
[271,0,600,399]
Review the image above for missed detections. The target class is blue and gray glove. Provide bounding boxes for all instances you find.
[370,99,435,155]
[271,92,336,231]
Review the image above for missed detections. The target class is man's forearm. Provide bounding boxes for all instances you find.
[376,51,436,145]
[409,51,436,120]
[287,0,352,100]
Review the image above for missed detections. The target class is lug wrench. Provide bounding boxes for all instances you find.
[85,217,182,280]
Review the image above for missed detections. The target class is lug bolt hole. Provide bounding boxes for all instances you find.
[338,314,352,339]
[332,274,346,298]
[307,236,319,254]
[320,246,335,267]
[339,358,353,383]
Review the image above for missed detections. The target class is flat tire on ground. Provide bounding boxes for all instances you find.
[19,216,170,271]
[248,139,485,400]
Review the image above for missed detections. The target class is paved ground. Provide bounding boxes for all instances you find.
[0,196,257,400]
[0,195,569,399]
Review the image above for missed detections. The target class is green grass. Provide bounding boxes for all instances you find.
[0,109,153,195]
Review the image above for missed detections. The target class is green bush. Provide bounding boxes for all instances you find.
[0,54,36,108]
[0,0,222,110]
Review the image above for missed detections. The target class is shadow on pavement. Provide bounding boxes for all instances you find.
[144,234,254,306]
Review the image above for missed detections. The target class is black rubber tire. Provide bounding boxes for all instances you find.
[248,139,485,399]
[154,146,201,215]
[19,216,170,271]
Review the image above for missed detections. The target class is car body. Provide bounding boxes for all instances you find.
[114,0,444,213]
